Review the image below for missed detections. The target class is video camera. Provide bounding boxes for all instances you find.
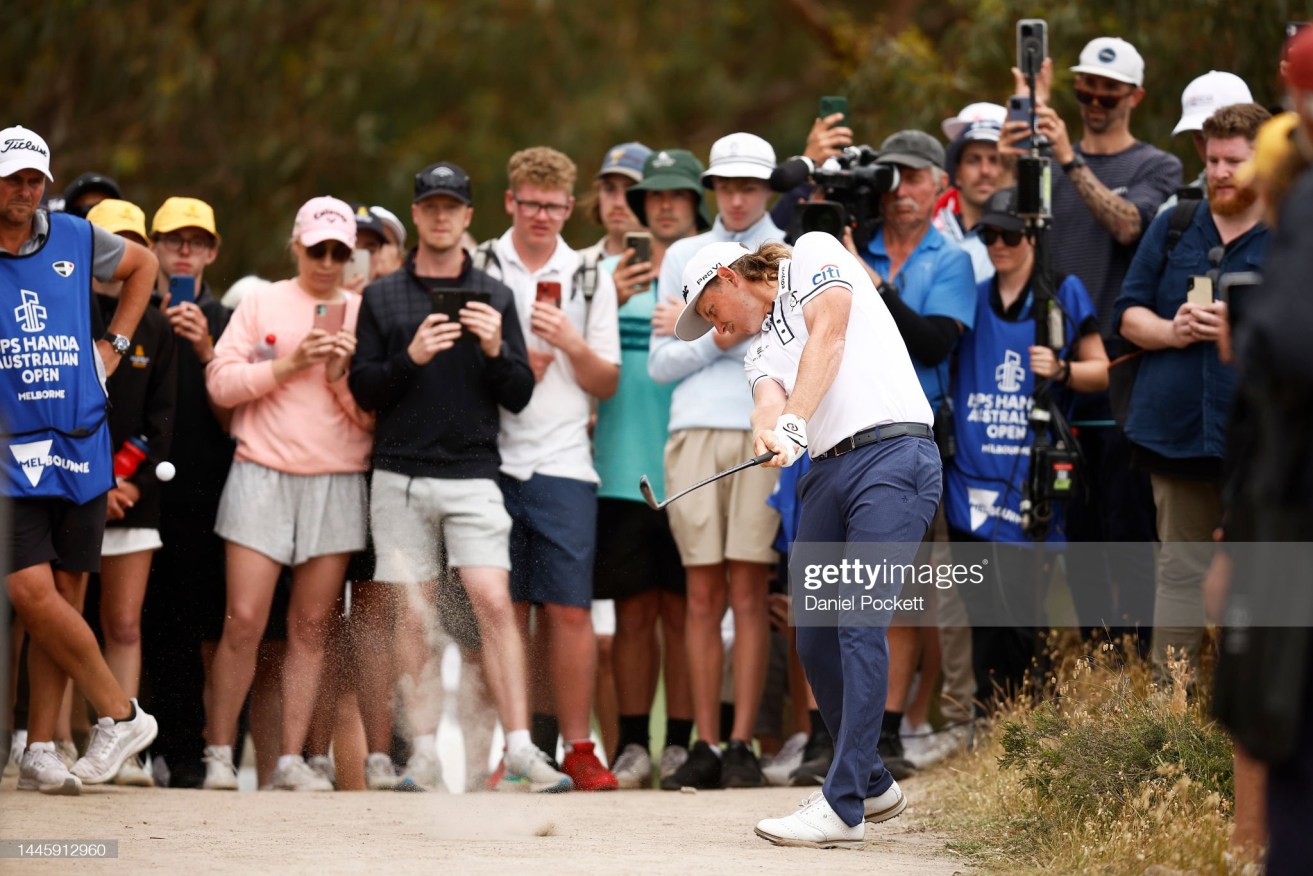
[773,146,900,250]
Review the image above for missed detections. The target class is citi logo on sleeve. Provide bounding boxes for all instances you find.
[811,265,840,287]
[14,290,47,333]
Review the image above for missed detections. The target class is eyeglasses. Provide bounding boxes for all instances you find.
[981,227,1025,247]
[305,241,353,262]
[1074,88,1131,109]
[155,233,215,253]
[513,196,570,219]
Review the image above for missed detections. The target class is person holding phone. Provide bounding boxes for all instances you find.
[348,161,570,794]
[1113,103,1271,680]
[577,142,651,263]
[202,195,373,792]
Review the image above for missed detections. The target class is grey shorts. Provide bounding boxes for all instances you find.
[370,470,512,585]
[214,461,368,566]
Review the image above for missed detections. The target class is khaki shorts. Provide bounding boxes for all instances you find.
[664,429,779,567]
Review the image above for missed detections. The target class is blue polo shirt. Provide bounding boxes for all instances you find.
[863,225,976,411]
[1112,202,1267,460]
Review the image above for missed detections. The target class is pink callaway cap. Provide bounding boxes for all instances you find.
[292,196,356,248]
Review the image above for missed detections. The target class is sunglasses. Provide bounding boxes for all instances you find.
[1074,88,1131,109]
[306,241,353,263]
[981,227,1025,247]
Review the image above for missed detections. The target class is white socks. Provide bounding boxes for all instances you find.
[505,729,533,757]
[412,733,437,758]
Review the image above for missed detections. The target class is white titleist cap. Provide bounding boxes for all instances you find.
[1173,71,1254,135]
[675,241,752,341]
[0,126,53,182]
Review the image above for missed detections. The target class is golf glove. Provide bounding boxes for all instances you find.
[773,413,808,467]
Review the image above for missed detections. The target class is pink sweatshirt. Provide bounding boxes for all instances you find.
[206,279,373,474]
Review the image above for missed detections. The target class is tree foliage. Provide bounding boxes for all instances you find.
[4,0,1306,286]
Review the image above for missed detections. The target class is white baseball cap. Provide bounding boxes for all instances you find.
[701,132,776,188]
[675,240,752,341]
[0,126,53,182]
[1172,71,1254,135]
[1070,37,1145,87]
[941,103,1008,142]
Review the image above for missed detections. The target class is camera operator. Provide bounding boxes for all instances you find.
[1113,102,1271,680]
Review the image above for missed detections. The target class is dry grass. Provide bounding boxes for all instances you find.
[917,635,1236,874]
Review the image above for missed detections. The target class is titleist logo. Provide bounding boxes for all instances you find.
[2,138,47,156]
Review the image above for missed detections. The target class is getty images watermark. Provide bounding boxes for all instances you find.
[787,541,1313,629]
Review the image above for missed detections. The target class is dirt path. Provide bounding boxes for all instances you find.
[0,776,967,874]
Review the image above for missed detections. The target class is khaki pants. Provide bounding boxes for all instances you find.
[1149,473,1222,676]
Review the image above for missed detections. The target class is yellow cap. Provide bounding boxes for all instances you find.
[86,199,148,243]
[151,196,220,240]
[1235,112,1300,189]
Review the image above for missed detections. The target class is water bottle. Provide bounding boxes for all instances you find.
[251,334,277,363]
[113,435,149,483]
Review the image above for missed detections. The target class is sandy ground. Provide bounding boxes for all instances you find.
[0,774,968,874]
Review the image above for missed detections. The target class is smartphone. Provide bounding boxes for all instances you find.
[313,301,347,335]
[1016,19,1048,79]
[624,231,654,294]
[343,249,371,287]
[535,280,562,307]
[167,275,196,307]
[1186,276,1214,306]
[429,289,492,321]
[1219,271,1262,328]
[818,95,848,121]
[1008,95,1034,152]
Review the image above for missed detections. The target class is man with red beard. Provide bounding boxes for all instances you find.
[1113,101,1271,679]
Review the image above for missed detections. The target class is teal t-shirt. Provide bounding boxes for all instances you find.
[594,254,674,502]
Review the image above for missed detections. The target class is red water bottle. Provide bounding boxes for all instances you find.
[251,334,277,363]
[113,436,149,483]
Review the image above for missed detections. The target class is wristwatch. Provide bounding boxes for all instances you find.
[1061,154,1087,174]
[103,332,131,356]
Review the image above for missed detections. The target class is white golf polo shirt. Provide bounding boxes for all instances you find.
[743,232,932,458]
[493,230,621,483]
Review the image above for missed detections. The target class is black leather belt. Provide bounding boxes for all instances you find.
[813,422,934,461]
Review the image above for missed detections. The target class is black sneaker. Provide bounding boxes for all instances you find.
[660,740,721,790]
[788,730,834,787]
[719,740,764,788]
[878,729,917,781]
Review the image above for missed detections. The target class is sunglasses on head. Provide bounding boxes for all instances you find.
[306,241,353,262]
[981,227,1025,247]
[1074,88,1130,109]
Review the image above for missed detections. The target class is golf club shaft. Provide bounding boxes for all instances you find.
[659,451,775,509]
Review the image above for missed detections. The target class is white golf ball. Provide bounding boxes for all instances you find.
[155,461,176,482]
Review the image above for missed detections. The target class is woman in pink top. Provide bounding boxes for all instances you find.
[201,196,373,792]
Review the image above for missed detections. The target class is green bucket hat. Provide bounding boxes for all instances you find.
[626,149,712,231]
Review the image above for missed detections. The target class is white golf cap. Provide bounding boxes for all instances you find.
[1070,37,1145,87]
[0,126,53,182]
[675,240,752,341]
[1172,71,1254,135]
[701,132,776,188]
[941,102,1008,142]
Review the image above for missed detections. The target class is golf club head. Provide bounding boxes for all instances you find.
[638,475,662,510]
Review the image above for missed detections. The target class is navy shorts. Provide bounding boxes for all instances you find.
[500,473,597,609]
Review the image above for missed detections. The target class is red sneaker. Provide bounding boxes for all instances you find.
[486,758,505,791]
[561,741,618,791]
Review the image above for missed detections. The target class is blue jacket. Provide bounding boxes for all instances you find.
[1113,202,1267,460]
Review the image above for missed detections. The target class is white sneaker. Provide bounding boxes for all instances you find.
[754,791,865,849]
[272,756,334,791]
[202,746,239,790]
[17,743,82,796]
[761,732,808,787]
[71,700,158,784]
[611,744,652,790]
[112,754,155,787]
[658,744,688,781]
[55,739,78,769]
[502,746,573,793]
[307,755,336,788]
[4,730,25,777]
[365,753,398,790]
[400,749,443,792]
[863,778,907,824]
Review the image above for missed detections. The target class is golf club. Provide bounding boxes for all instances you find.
[639,451,776,511]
